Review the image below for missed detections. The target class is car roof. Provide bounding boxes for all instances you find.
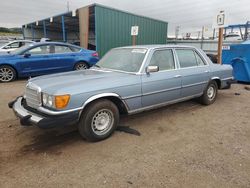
[8,40,34,43]
[115,44,198,50]
[26,42,82,49]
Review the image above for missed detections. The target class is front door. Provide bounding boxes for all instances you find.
[142,49,182,107]
[19,44,56,76]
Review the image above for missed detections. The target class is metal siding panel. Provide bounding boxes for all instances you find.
[95,5,168,57]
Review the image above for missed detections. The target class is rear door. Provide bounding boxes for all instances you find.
[175,49,210,98]
[141,49,182,107]
[47,44,77,72]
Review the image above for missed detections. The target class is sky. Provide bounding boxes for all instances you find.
[0,0,249,37]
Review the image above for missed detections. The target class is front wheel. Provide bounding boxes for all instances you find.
[199,81,218,105]
[78,99,119,142]
[0,65,16,83]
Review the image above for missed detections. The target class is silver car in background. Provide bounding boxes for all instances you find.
[0,40,34,53]
[10,45,233,142]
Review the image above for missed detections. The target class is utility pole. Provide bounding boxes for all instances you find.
[175,26,180,39]
[212,28,215,40]
[217,11,225,64]
[67,1,70,12]
[244,21,250,41]
[201,26,205,49]
[217,27,223,64]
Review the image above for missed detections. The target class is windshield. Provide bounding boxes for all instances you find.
[97,48,147,73]
[11,43,35,55]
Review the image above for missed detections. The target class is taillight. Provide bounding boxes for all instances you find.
[92,52,99,57]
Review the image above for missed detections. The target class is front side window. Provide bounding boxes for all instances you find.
[176,49,198,68]
[97,48,147,73]
[149,49,175,71]
[54,45,72,53]
[26,45,50,55]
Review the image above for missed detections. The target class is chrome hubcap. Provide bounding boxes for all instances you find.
[76,63,88,70]
[91,109,114,136]
[207,86,215,100]
[0,68,14,82]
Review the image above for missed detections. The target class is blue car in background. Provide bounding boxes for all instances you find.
[0,42,99,82]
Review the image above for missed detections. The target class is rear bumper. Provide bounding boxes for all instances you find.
[221,77,236,89]
[9,97,80,129]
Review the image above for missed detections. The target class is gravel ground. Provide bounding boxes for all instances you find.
[0,80,250,188]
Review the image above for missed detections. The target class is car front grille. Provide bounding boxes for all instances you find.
[25,83,41,109]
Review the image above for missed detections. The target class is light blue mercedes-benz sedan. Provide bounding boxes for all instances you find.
[10,45,233,142]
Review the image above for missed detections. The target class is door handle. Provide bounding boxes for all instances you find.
[204,70,210,73]
[174,75,182,78]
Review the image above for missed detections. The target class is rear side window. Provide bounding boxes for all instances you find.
[70,46,81,52]
[176,49,197,68]
[149,49,175,71]
[194,52,206,66]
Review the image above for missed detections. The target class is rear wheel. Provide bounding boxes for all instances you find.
[0,65,16,82]
[78,99,119,142]
[74,62,89,70]
[199,81,218,105]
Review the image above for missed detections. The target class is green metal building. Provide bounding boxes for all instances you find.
[22,4,168,57]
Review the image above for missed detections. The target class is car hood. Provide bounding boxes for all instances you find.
[29,68,139,95]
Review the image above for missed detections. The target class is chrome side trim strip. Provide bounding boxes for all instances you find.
[128,93,203,114]
[182,81,208,89]
[221,77,234,81]
[211,76,220,80]
[122,94,142,100]
[142,86,181,97]
[122,86,181,100]
[122,81,207,100]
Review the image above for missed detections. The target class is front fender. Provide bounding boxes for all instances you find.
[82,93,121,108]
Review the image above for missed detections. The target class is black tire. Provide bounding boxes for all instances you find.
[0,65,17,83]
[78,99,119,142]
[199,80,218,105]
[74,62,89,70]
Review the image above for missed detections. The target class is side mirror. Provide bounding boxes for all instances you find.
[23,53,31,58]
[146,66,159,74]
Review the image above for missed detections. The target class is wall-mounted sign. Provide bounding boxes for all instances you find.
[131,26,139,36]
[50,17,53,23]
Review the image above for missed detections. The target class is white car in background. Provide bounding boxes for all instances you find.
[0,40,34,53]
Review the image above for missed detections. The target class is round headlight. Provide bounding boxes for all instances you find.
[42,94,48,105]
[47,96,53,107]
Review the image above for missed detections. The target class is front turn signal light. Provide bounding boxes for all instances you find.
[55,95,70,109]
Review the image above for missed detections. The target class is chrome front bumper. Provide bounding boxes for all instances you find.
[12,97,43,125]
[9,97,81,129]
